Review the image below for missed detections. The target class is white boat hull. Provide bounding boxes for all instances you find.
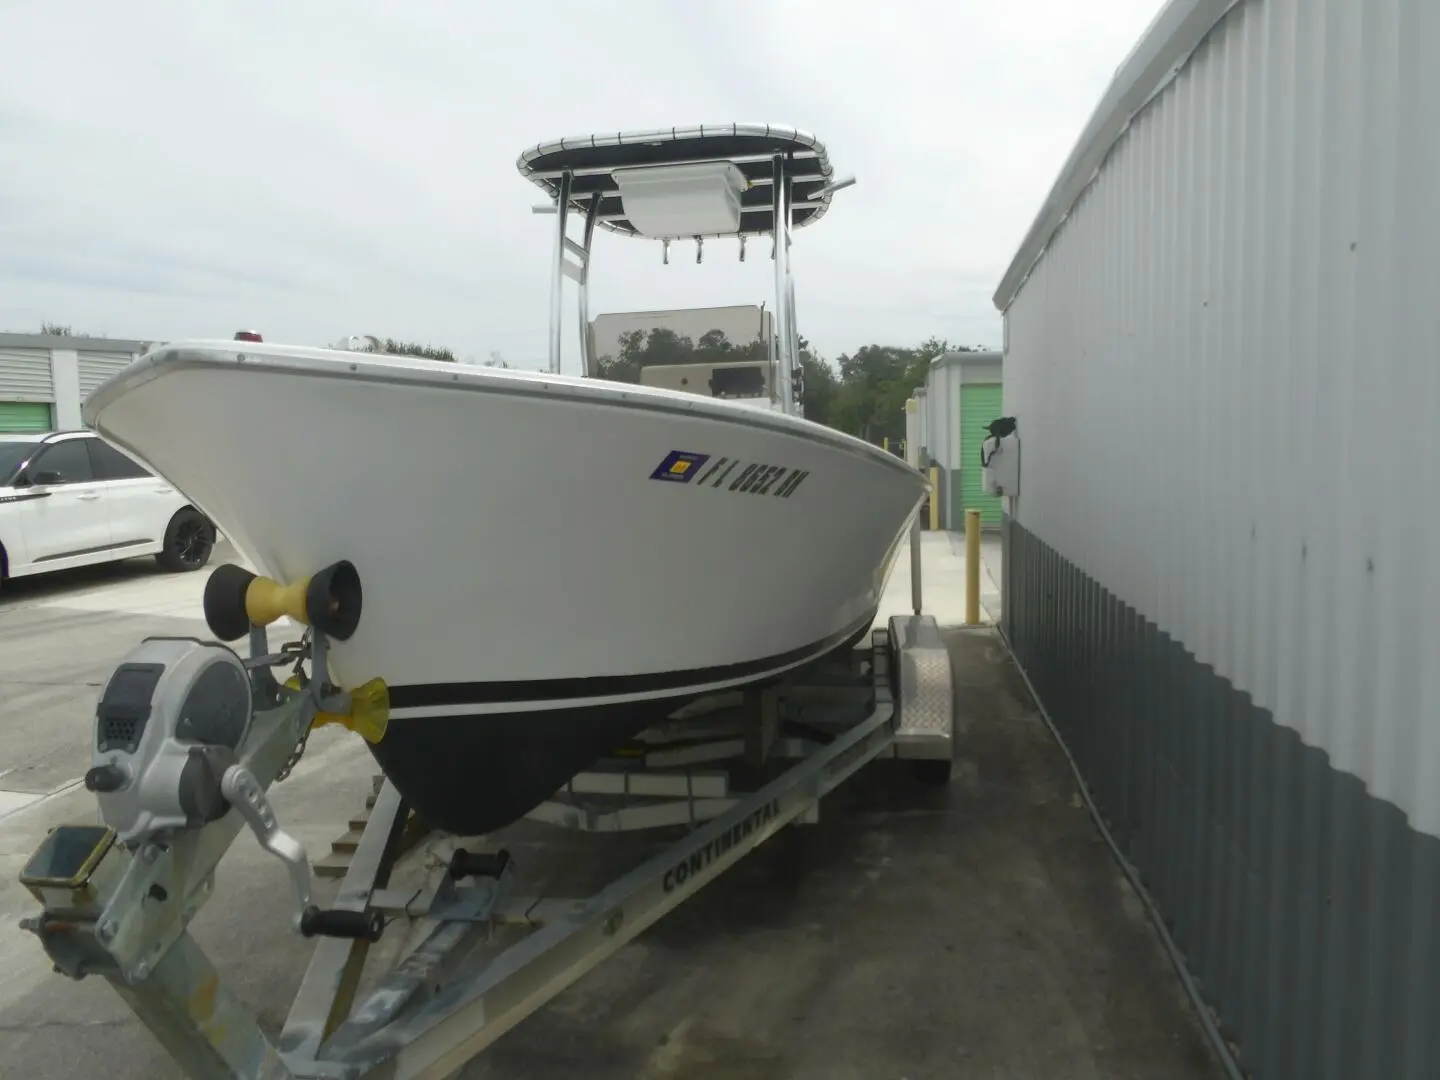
[85,342,929,832]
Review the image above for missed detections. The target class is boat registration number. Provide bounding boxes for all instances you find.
[650,450,810,498]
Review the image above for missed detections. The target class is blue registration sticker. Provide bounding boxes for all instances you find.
[650,450,711,483]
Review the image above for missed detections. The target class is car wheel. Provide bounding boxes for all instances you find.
[156,508,216,573]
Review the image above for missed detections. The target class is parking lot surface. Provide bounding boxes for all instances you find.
[0,549,1225,1079]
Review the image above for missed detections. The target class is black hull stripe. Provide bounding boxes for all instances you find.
[388,608,878,710]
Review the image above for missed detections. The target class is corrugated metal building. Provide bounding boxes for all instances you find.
[992,1,1440,1078]
[905,351,1004,529]
[0,334,151,433]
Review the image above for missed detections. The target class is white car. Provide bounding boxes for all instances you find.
[0,430,217,585]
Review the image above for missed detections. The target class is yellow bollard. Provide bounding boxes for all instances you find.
[928,465,941,530]
[965,508,981,625]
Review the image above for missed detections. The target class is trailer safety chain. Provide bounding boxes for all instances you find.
[275,728,310,783]
[275,628,315,783]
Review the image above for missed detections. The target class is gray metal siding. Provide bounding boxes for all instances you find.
[1003,520,1440,1079]
[0,348,55,400]
[996,0,1440,1076]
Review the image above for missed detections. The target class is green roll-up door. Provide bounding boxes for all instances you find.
[0,401,53,433]
[960,383,1004,526]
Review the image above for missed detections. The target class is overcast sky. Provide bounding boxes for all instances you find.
[0,0,1164,369]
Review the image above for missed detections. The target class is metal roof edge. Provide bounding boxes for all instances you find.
[991,0,1244,314]
[0,332,153,352]
[929,350,1003,371]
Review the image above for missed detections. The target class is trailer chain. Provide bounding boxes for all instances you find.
[275,629,314,783]
[275,729,310,783]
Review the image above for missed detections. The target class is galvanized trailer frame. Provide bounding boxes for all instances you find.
[17,523,954,1080]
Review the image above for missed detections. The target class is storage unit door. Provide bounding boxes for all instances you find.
[0,400,54,433]
[0,348,55,433]
[960,382,1005,526]
[78,351,135,399]
[0,347,54,397]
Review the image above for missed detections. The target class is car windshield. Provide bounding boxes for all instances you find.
[0,441,41,485]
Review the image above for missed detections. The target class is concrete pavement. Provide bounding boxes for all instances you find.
[0,544,303,815]
[874,527,1002,629]
[0,543,371,1055]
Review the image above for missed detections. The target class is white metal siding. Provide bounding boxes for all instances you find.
[1002,0,1440,835]
[914,391,929,462]
[926,363,961,473]
[904,401,920,469]
[77,351,136,398]
[0,348,55,400]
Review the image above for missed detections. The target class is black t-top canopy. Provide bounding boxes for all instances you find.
[516,124,837,239]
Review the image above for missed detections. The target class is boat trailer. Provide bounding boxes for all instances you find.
[16,524,955,1080]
